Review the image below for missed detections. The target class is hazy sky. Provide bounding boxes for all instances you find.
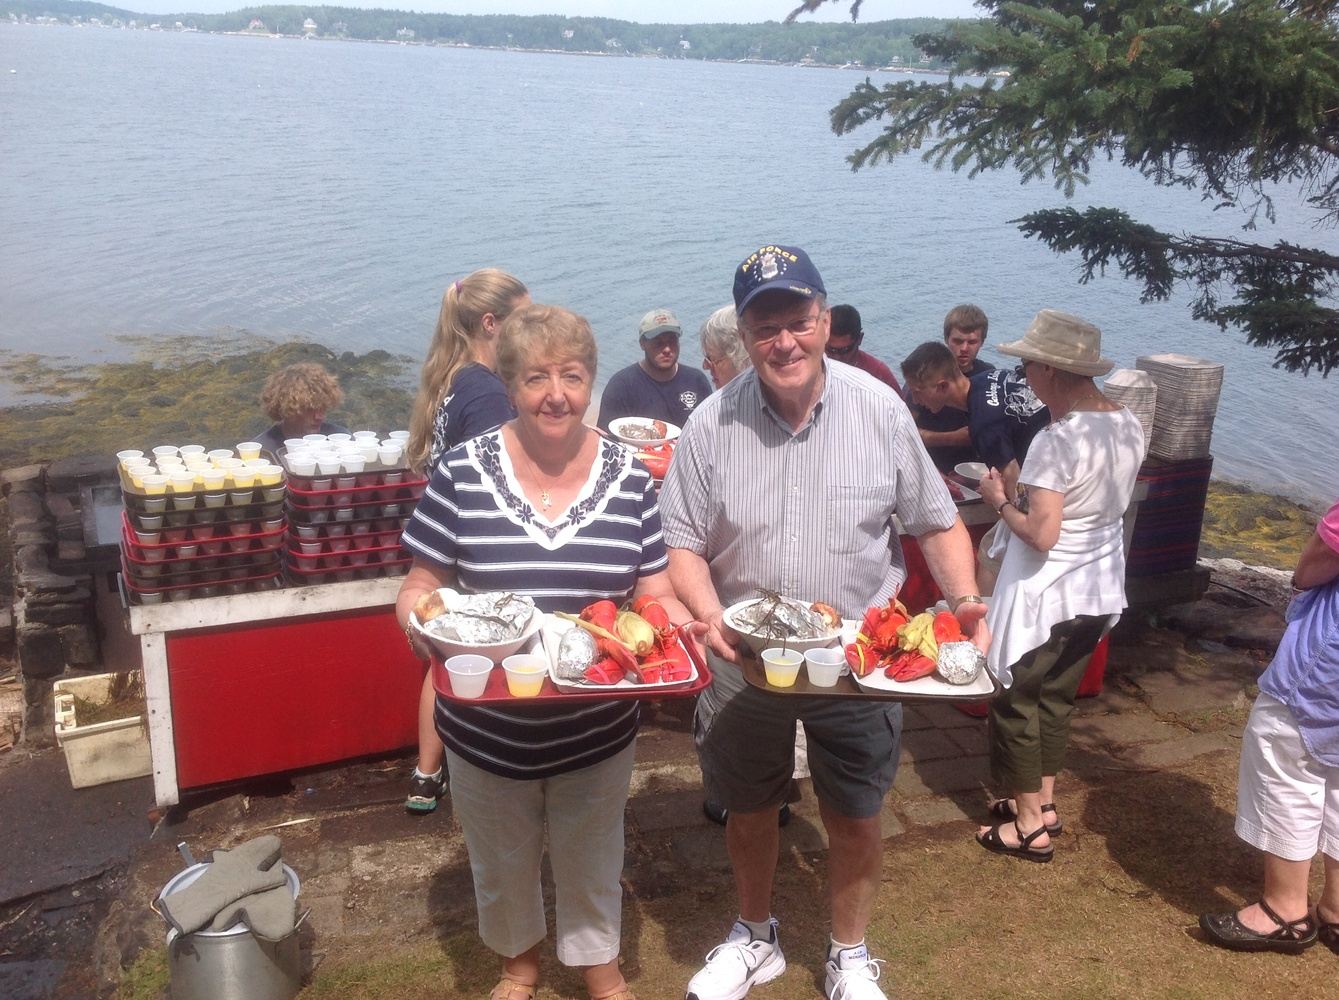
[126,2,985,23]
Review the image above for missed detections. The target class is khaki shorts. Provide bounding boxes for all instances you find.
[694,653,902,819]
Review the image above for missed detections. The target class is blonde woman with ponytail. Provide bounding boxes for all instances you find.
[406,269,529,814]
[407,269,530,475]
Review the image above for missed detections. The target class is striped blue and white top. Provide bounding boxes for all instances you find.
[660,361,958,620]
[402,429,668,780]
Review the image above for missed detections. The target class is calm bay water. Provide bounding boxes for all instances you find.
[1,24,1334,506]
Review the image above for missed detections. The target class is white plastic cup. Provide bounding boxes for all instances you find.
[258,464,284,486]
[155,456,185,470]
[326,523,348,536]
[141,496,167,512]
[116,449,144,463]
[761,648,803,688]
[804,647,847,688]
[178,444,206,457]
[202,469,226,490]
[383,470,405,485]
[236,441,262,461]
[208,448,234,462]
[378,447,403,466]
[502,654,547,698]
[388,430,410,441]
[327,432,352,443]
[137,514,164,530]
[352,430,379,440]
[317,458,341,475]
[445,654,493,699]
[135,530,160,545]
[329,538,352,553]
[334,507,354,522]
[302,433,328,444]
[176,544,199,558]
[243,457,269,468]
[151,445,179,459]
[310,476,333,491]
[283,438,307,450]
[202,492,226,508]
[299,541,322,555]
[286,456,316,476]
[296,525,319,539]
[342,457,365,474]
[231,469,257,488]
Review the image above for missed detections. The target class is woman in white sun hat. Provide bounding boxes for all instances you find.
[974,309,1146,862]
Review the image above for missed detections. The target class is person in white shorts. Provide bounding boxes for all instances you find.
[1200,495,1339,955]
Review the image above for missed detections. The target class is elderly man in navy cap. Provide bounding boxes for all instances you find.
[660,245,988,1000]
[597,307,713,432]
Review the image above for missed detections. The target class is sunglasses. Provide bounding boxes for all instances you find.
[825,337,862,358]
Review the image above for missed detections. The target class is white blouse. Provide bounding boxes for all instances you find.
[986,407,1146,686]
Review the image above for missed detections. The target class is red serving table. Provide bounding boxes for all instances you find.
[128,577,422,807]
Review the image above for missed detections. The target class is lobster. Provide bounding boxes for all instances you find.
[844,597,910,677]
[559,597,693,685]
[628,595,693,683]
[633,444,674,481]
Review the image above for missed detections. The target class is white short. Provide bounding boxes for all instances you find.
[445,743,635,966]
[1235,694,1339,862]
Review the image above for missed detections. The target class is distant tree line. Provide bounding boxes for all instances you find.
[3,0,966,67]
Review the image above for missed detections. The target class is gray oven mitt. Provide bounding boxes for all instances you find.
[159,835,287,937]
[209,881,297,941]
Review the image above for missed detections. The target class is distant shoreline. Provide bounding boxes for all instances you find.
[3,18,964,77]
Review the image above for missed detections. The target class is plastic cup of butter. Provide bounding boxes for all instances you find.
[502,654,547,698]
[761,647,803,688]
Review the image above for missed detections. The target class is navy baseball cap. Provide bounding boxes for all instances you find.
[733,244,827,315]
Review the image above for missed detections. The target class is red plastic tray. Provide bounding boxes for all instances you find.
[431,627,712,704]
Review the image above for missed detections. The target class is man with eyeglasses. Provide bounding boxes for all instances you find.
[661,244,988,1000]
[824,304,901,394]
[597,308,713,432]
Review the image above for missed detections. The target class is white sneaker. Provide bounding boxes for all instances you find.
[824,942,888,1000]
[685,919,786,1000]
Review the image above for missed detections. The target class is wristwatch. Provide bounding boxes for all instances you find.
[952,594,985,612]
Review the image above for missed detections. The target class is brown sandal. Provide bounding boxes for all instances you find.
[490,978,537,1000]
[591,990,636,1000]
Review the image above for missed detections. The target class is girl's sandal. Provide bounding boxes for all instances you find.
[591,992,637,1000]
[490,978,537,1000]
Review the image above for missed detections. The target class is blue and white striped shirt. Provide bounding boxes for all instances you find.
[402,430,668,779]
[659,361,957,620]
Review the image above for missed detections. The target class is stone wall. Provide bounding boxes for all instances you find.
[3,456,118,746]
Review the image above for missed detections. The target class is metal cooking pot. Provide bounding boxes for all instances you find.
[156,858,305,1000]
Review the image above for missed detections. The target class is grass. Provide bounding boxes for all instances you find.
[257,750,1337,1000]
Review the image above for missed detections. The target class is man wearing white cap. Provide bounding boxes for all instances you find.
[597,308,713,432]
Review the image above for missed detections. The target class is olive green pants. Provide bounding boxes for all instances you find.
[988,615,1109,793]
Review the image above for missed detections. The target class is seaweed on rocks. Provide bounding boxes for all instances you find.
[0,335,415,469]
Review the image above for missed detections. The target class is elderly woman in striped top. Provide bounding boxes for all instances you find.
[396,303,690,1000]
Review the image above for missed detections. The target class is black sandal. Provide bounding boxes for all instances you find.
[987,798,1063,836]
[1318,912,1339,956]
[1199,899,1318,954]
[975,820,1054,863]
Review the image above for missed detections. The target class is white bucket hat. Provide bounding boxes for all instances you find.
[996,309,1114,377]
